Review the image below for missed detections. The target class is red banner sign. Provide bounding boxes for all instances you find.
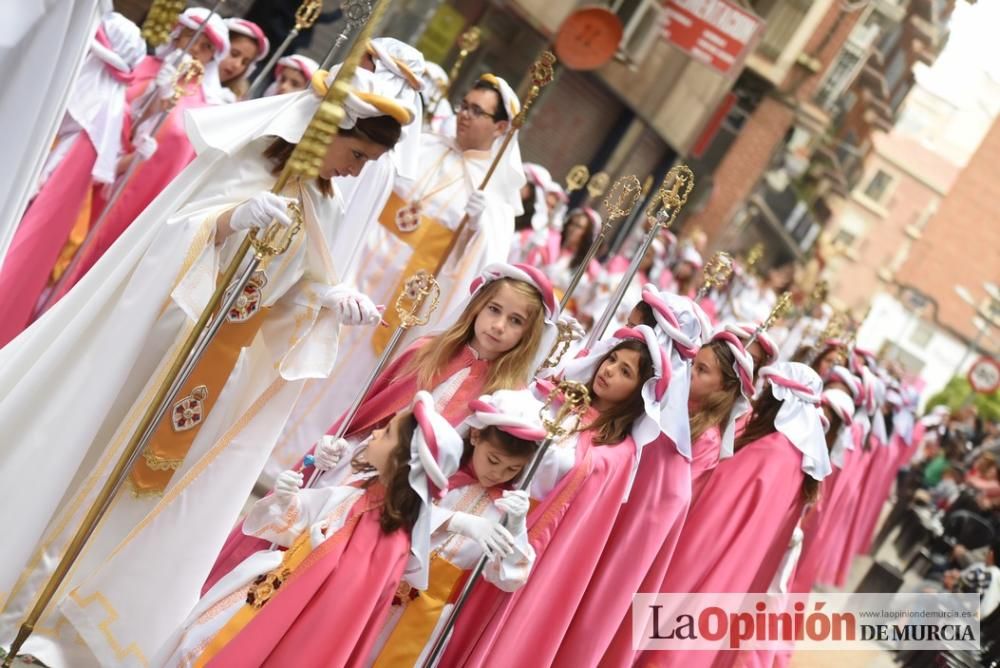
[662,0,764,76]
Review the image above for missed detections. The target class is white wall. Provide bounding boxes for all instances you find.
[857,292,975,408]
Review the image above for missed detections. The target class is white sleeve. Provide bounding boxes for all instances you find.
[527,443,577,501]
[242,486,356,547]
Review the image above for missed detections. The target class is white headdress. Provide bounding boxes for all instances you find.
[67,12,145,184]
[711,327,757,458]
[407,391,464,589]
[185,66,416,159]
[464,389,548,442]
[639,287,709,459]
[758,362,831,481]
[823,387,856,469]
[558,326,673,497]
[225,18,270,64]
[368,38,426,181]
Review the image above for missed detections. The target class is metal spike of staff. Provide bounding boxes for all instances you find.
[585,165,696,349]
[245,0,323,99]
[541,173,642,369]
[0,0,391,662]
[694,251,734,301]
[36,59,205,317]
[747,291,793,348]
[321,0,375,69]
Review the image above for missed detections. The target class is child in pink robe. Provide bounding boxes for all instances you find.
[0,14,145,346]
[206,264,558,588]
[638,361,830,668]
[46,8,233,305]
[441,326,672,667]
[157,392,463,667]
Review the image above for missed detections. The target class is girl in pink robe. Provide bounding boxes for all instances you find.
[441,326,671,667]
[158,393,464,668]
[46,8,233,305]
[564,288,709,667]
[206,263,558,588]
[638,362,830,668]
[0,14,145,347]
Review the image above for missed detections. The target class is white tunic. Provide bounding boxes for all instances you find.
[0,138,350,668]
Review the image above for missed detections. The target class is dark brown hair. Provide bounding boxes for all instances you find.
[262,116,402,197]
[350,412,423,533]
[632,301,656,328]
[472,79,509,122]
[736,388,820,503]
[586,339,654,445]
[462,425,538,465]
[561,211,597,271]
[690,340,741,442]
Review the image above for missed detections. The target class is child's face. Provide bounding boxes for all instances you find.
[689,346,724,407]
[472,282,534,360]
[626,305,644,328]
[470,430,531,487]
[593,348,642,405]
[173,29,216,66]
[219,35,259,83]
[366,414,404,474]
[276,67,308,95]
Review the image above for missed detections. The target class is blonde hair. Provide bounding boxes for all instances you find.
[404,278,545,393]
[690,340,741,442]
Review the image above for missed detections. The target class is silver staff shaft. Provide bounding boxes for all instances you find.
[132,0,226,133]
[320,0,373,69]
[35,106,174,317]
[302,324,408,490]
[585,210,670,349]
[245,29,300,99]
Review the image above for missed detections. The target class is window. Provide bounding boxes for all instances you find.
[610,0,663,64]
[863,169,893,203]
[815,48,863,110]
[833,228,857,248]
[755,0,812,61]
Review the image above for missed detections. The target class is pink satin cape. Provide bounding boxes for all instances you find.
[441,415,637,667]
[0,135,102,346]
[637,431,807,668]
[205,483,410,667]
[560,434,692,667]
[204,339,491,592]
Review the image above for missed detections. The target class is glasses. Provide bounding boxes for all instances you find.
[456,100,499,120]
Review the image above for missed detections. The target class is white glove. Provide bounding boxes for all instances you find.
[315,435,349,471]
[319,284,381,326]
[273,469,304,499]
[464,190,488,231]
[134,134,158,160]
[230,192,294,232]
[494,489,530,536]
[153,60,179,89]
[448,511,515,561]
[558,314,586,342]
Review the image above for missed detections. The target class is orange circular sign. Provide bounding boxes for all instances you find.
[554,7,623,71]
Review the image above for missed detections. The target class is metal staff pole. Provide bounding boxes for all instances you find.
[35,60,205,318]
[585,165,696,349]
[245,0,323,99]
[301,271,441,490]
[0,0,391,663]
[320,0,374,69]
[133,0,227,136]
[421,380,591,667]
[436,27,482,106]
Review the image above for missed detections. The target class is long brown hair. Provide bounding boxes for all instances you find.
[690,340,741,442]
[263,115,403,197]
[586,339,654,445]
[404,278,546,394]
[350,412,423,533]
[561,210,596,271]
[736,388,820,503]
